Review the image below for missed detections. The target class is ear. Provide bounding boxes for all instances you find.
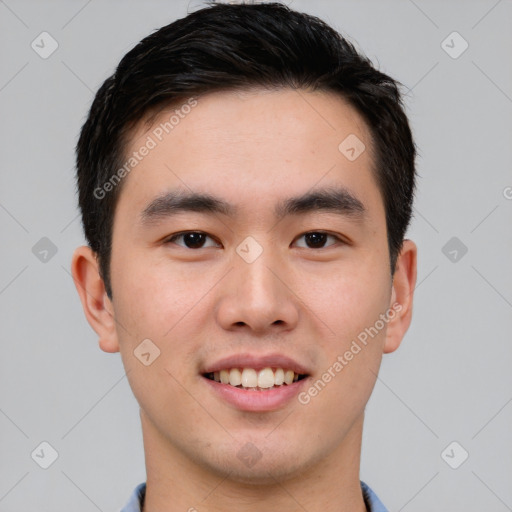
[71,246,120,353]
[383,239,417,354]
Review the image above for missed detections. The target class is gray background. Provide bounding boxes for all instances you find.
[1,0,511,510]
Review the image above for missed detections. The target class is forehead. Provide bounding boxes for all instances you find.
[115,87,380,220]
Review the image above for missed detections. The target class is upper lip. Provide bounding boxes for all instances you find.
[202,353,310,375]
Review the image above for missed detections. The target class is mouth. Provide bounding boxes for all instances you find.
[203,367,308,391]
[201,354,311,411]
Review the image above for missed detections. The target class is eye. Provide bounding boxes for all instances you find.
[293,231,341,249]
[166,231,221,249]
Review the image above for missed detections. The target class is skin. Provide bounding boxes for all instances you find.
[72,88,417,512]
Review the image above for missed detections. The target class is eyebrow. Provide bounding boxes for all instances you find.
[140,191,234,224]
[275,187,365,220]
[139,187,366,225]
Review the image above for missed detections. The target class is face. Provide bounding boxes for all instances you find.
[73,87,416,484]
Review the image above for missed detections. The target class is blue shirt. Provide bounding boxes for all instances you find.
[120,480,388,511]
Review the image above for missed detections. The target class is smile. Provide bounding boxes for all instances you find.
[204,367,307,391]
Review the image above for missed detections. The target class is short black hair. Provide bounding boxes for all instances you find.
[76,1,416,299]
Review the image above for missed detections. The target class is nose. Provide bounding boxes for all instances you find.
[215,248,300,335]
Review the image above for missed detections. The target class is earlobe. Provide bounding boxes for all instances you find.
[71,246,120,353]
[383,239,417,354]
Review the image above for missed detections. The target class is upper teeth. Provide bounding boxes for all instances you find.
[211,368,300,389]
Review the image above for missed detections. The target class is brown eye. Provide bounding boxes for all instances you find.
[167,232,220,249]
[182,232,206,248]
[294,232,339,249]
[305,233,327,248]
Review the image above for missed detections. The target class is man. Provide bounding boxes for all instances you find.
[71,2,417,511]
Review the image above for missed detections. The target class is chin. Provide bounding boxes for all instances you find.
[201,441,314,486]
[215,460,306,486]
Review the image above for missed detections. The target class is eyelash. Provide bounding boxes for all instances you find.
[294,232,342,249]
[166,231,221,249]
[165,231,344,249]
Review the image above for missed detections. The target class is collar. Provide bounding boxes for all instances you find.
[121,480,388,512]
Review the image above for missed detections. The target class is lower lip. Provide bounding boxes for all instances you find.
[202,376,309,412]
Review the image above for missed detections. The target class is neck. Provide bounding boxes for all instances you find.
[141,411,367,512]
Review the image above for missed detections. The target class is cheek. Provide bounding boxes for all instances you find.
[110,252,222,391]
[294,256,391,425]
[111,251,205,338]
[293,257,391,347]
[296,278,388,435]
[111,256,206,413]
